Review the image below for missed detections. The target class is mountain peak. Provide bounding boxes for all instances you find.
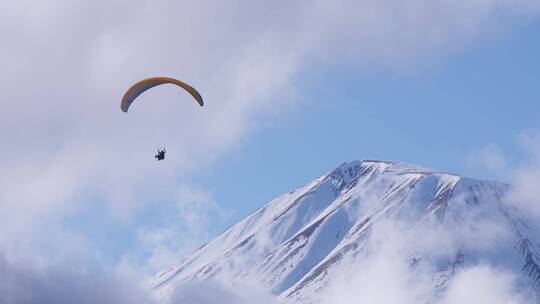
[149,159,538,303]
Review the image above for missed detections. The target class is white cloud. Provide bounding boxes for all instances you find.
[441,266,529,304]
[323,208,529,304]
[325,220,432,304]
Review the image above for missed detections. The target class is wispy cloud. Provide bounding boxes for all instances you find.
[121,185,233,275]
[0,255,157,304]
[466,143,509,179]
[468,129,540,222]
[168,279,277,304]
[507,130,540,222]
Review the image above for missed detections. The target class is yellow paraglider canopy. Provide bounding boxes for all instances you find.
[120,77,203,112]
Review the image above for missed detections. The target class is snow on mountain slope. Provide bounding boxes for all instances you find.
[148,160,540,303]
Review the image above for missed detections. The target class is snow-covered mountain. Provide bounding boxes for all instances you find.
[148,160,540,303]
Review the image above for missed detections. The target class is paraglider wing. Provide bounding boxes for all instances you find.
[121,77,204,112]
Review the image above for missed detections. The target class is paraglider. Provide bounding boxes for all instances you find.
[120,77,204,161]
[155,148,166,161]
[120,76,204,112]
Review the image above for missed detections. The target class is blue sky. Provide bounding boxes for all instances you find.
[2,0,540,284]
[201,19,540,227]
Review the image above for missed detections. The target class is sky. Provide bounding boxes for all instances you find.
[202,12,540,234]
[1,0,540,302]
